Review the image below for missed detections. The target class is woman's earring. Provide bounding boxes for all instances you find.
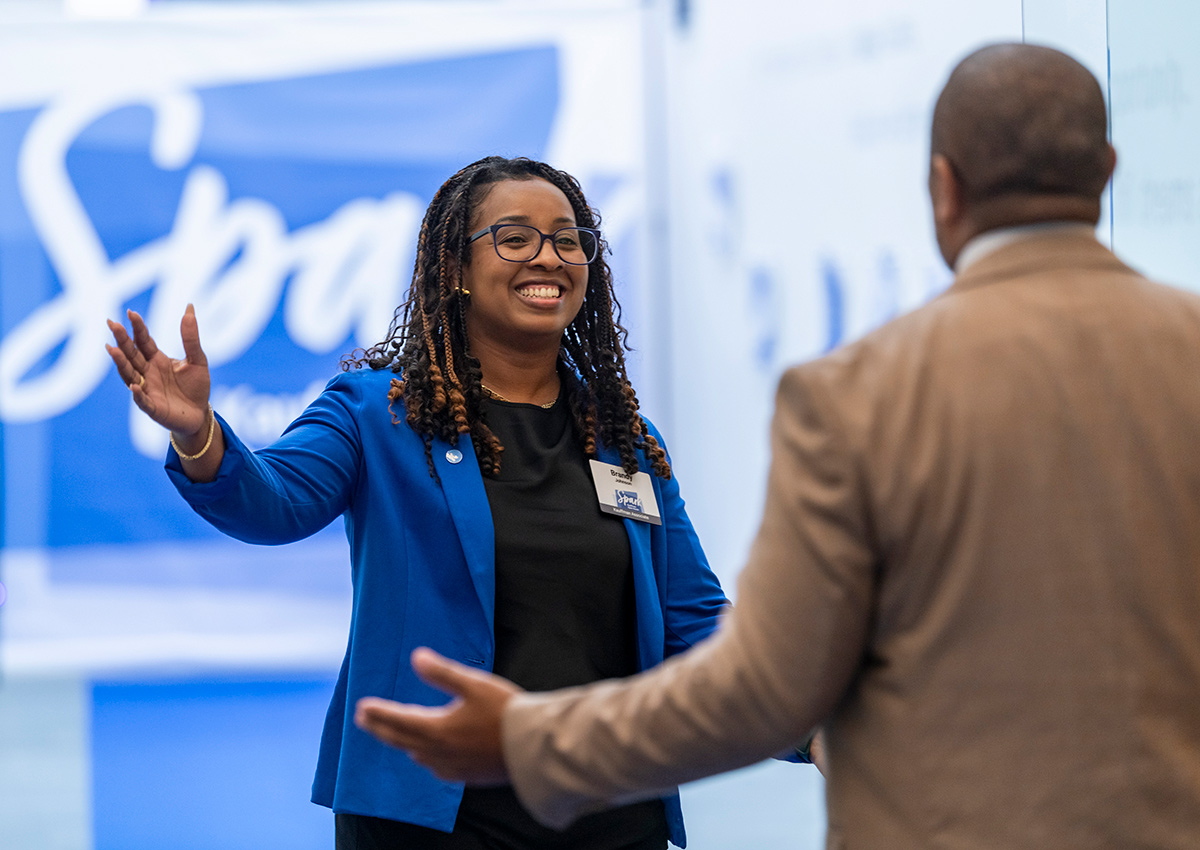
[459,288,471,298]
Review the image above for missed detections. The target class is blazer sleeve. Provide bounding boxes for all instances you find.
[165,372,364,544]
[643,421,730,658]
[502,365,878,828]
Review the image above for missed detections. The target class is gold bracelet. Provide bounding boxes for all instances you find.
[170,404,216,461]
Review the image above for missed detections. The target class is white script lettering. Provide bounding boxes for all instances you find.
[0,88,422,436]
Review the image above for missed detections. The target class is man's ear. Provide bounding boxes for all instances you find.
[928,154,969,268]
[928,154,963,230]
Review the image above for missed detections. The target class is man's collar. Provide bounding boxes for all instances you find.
[954,222,1098,275]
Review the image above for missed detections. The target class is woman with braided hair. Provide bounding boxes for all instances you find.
[106,156,727,850]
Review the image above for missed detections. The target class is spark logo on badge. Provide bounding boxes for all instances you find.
[589,461,662,525]
[615,490,643,513]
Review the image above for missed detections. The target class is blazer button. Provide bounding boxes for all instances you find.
[445,449,463,464]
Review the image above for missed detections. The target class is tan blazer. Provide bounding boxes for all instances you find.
[503,231,1200,849]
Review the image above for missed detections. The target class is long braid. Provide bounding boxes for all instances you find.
[343,156,671,480]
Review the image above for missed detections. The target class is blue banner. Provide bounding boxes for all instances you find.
[0,46,560,549]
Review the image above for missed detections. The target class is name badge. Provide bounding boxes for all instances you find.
[588,460,662,525]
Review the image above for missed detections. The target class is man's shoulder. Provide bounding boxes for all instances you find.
[778,244,1200,426]
[782,298,950,388]
[1123,273,1200,311]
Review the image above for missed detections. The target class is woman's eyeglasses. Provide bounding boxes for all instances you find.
[468,224,601,265]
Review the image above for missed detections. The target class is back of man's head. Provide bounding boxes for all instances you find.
[930,43,1113,243]
[926,42,1113,261]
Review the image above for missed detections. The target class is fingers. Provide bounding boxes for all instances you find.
[107,317,148,377]
[411,647,489,699]
[105,341,135,387]
[180,304,209,368]
[106,323,149,405]
[107,343,152,411]
[354,663,514,785]
[355,697,447,750]
[106,317,131,348]
[127,309,161,363]
[352,697,494,783]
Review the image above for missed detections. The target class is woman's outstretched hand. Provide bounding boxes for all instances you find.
[106,305,211,441]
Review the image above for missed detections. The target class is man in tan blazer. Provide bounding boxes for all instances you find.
[356,44,1200,849]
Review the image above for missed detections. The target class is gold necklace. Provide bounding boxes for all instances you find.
[481,383,557,409]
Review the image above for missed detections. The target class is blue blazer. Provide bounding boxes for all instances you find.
[167,368,727,847]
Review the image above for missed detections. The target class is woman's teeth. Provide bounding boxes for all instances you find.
[518,285,561,299]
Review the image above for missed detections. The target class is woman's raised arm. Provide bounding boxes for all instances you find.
[106,304,225,482]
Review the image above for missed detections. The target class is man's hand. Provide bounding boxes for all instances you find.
[354,647,522,784]
[809,728,828,776]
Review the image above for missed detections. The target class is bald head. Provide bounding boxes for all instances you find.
[933,43,1111,203]
[928,44,1115,263]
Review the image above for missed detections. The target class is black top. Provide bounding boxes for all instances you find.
[482,393,639,690]
[455,392,666,848]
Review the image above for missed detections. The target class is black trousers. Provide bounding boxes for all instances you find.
[336,814,490,850]
[335,809,669,850]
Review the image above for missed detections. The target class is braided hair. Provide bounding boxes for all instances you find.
[344,156,670,480]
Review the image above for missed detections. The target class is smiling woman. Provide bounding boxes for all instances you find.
[104,156,728,850]
[353,157,673,483]
[455,178,591,407]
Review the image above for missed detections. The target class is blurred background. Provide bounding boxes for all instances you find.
[0,1,1194,847]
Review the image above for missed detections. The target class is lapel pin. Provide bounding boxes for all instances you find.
[445,449,463,464]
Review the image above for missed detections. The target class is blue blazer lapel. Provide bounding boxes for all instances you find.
[597,443,664,670]
[431,436,496,632]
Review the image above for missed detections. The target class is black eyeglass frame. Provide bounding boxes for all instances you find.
[467,223,603,266]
